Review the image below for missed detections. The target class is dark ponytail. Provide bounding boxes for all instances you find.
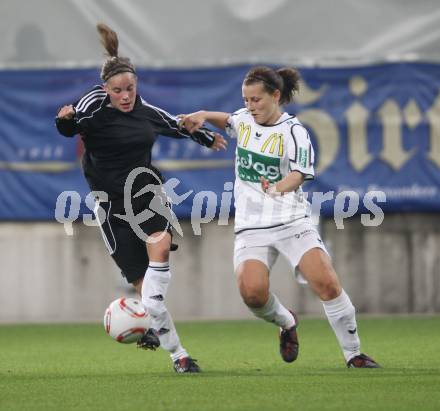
[277,68,300,105]
[96,23,136,82]
[243,66,300,105]
[97,23,119,58]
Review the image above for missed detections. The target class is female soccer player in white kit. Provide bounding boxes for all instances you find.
[182,66,379,368]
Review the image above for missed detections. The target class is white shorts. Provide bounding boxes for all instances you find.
[233,220,329,284]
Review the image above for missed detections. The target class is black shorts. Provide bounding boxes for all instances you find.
[95,192,172,283]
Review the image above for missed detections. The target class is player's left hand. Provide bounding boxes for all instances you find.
[260,176,270,192]
[260,176,284,197]
[210,133,228,151]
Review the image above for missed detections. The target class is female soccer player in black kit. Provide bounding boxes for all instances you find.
[55,24,227,373]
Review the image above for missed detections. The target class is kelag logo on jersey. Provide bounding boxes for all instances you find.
[236,147,281,183]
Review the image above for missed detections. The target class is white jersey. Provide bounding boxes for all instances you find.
[226,109,315,233]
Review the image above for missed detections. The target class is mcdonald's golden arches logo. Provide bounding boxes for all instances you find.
[261,133,284,157]
[238,122,251,148]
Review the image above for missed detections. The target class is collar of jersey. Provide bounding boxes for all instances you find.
[250,111,296,127]
[104,95,141,111]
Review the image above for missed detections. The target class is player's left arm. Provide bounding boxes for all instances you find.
[261,123,314,196]
[261,171,305,195]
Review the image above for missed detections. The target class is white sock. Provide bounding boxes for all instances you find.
[142,261,188,362]
[322,289,361,362]
[249,293,296,329]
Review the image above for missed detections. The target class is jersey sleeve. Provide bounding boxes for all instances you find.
[225,108,246,139]
[225,116,237,139]
[55,85,106,137]
[287,124,315,180]
[55,115,81,137]
[141,100,215,147]
[74,86,107,125]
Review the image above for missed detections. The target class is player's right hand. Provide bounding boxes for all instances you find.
[210,133,228,151]
[57,105,75,120]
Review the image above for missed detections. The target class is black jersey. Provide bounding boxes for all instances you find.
[56,85,216,199]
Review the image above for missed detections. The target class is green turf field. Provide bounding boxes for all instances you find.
[1,317,439,411]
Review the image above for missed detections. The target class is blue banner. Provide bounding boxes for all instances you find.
[0,63,439,220]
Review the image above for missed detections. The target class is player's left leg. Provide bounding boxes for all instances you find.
[97,203,161,351]
[298,248,380,368]
[143,231,200,373]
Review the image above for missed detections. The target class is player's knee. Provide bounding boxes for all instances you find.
[319,280,341,300]
[147,238,171,262]
[240,287,267,308]
[237,269,269,307]
[151,247,170,262]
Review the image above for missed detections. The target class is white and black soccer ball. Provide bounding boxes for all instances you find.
[103,297,150,343]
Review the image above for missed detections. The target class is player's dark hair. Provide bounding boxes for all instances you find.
[243,66,300,105]
[97,23,136,82]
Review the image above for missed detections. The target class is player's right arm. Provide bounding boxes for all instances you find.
[182,111,230,133]
[55,85,106,137]
[55,105,79,137]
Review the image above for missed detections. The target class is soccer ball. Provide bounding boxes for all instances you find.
[103,297,150,343]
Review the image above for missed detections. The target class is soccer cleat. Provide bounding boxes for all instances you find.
[173,357,201,373]
[136,328,160,351]
[279,311,299,363]
[347,353,381,368]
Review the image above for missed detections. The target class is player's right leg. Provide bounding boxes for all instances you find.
[235,254,299,363]
[131,279,160,350]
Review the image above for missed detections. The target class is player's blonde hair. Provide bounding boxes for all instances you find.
[97,23,136,82]
[243,66,300,105]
